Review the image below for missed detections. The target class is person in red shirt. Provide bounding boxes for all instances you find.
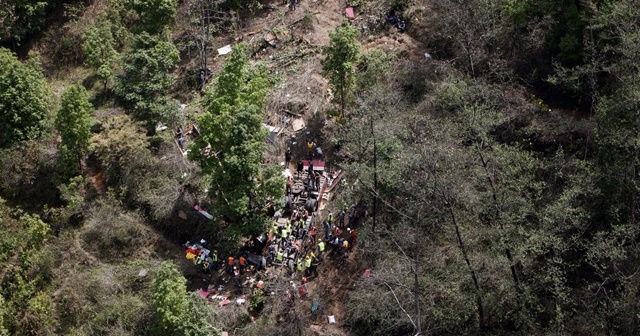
[310,226,317,241]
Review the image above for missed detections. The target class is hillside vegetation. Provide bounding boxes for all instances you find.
[2,0,640,335]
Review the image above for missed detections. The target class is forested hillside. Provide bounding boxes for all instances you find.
[2,0,640,335]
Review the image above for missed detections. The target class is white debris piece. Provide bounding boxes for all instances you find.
[218,45,233,55]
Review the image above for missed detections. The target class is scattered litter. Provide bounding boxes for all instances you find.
[345,7,355,19]
[298,284,308,297]
[424,52,432,60]
[155,123,168,132]
[263,123,282,143]
[221,332,229,336]
[194,204,214,220]
[292,118,306,132]
[264,32,277,47]
[328,315,336,324]
[236,298,246,305]
[218,298,231,306]
[363,269,371,277]
[311,299,320,314]
[138,269,148,277]
[180,103,187,110]
[197,288,213,299]
[217,45,233,55]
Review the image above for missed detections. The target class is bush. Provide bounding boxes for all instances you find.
[82,201,156,260]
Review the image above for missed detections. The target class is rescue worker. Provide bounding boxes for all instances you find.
[327,211,333,224]
[276,251,284,264]
[304,255,313,276]
[349,228,357,246]
[342,239,350,253]
[297,160,304,177]
[227,256,235,273]
[211,250,219,271]
[310,226,317,241]
[285,147,292,167]
[239,255,247,273]
[297,259,304,273]
[317,239,326,261]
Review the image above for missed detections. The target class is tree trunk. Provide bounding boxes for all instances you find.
[447,203,485,330]
[371,117,378,233]
[476,144,520,288]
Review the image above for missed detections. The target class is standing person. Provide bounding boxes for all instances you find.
[227,256,235,273]
[307,140,314,157]
[317,239,326,261]
[327,211,334,225]
[349,228,357,246]
[308,161,314,175]
[211,250,219,271]
[285,147,292,167]
[315,172,321,191]
[338,209,346,228]
[323,221,331,241]
[239,255,247,273]
[297,160,304,177]
[310,226,317,241]
[289,0,297,11]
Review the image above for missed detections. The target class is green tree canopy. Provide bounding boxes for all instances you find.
[115,32,179,122]
[82,16,121,88]
[189,43,284,236]
[132,0,178,34]
[322,22,360,118]
[0,0,48,42]
[55,85,93,174]
[152,261,208,336]
[0,48,50,148]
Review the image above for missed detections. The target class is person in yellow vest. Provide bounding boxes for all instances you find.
[317,239,326,261]
[304,255,312,276]
[211,250,219,271]
[272,222,279,237]
[327,211,333,224]
[297,260,304,273]
[276,251,284,264]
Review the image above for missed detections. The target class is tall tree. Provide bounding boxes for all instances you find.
[189,43,283,237]
[55,85,93,174]
[82,16,120,90]
[115,32,179,123]
[152,261,209,336]
[322,23,360,118]
[0,48,50,148]
[132,0,178,34]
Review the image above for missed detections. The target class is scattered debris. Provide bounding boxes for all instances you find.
[363,269,371,277]
[155,123,168,132]
[328,315,336,324]
[217,45,233,55]
[292,118,306,132]
[138,269,148,277]
[345,7,355,19]
[424,52,432,60]
[194,204,214,220]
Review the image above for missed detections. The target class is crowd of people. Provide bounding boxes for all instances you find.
[182,136,365,294]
